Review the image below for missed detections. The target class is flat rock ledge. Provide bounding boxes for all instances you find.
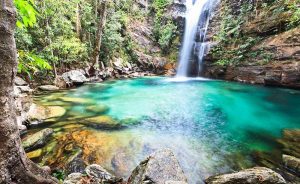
[128,149,188,184]
[205,167,286,184]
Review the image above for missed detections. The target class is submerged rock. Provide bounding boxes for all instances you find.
[282,154,300,174]
[22,128,54,152]
[82,115,121,130]
[128,149,188,184]
[85,104,109,114]
[38,85,59,91]
[26,148,43,160]
[205,167,286,184]
[65,149,86,175]
[277,129,300,158]
[28,104,66,122]
[59,97,93,104]
[85,164,120,183]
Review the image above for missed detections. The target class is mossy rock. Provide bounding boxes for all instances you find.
[85,104,109,114]
[45,141,57,153]
[28,104,66,121]
[59,97,94,105]
[40,101,71,107]
[47,106,66,119]
[81,115,122,130]
[27,149,43,159]
[22,128,54,152]
[65,111,90,121]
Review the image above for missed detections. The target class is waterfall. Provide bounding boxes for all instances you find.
[176,0,217,78]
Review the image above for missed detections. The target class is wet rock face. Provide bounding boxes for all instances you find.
[205,167,286,184]
[128,149,188,184]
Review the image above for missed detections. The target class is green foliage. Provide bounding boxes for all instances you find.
[286,0,300,27]
[45,37,88,64]
[13,0,177,78]
[17,50,52,78]
[152,0,177,53]
[158,21,177,52]
[52,170,65,181]
[101,11,125,60]
[14,0,37,28]
[14,0,54,77]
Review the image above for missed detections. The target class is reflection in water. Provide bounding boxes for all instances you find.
[29,77,300,183]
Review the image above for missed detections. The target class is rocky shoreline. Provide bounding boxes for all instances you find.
[22,124,300,184]
[15,75,300,184]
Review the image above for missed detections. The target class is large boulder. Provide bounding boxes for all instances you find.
[85,164,120,183]
[22,128,54,152]
[128,149,188,184]
[205,167,286,184]
[62,70,88,87]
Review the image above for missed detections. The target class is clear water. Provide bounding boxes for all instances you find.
[32,77,300,183]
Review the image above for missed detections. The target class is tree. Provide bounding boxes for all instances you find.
[90,0,108,73]
[0,0,56,183]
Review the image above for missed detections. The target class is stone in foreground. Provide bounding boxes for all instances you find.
[63,173,84,184]
[128,149,188,184]
[205,167,286,184]
[85,164,120,183]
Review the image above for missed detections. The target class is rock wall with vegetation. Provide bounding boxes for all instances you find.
[204,0,300,89]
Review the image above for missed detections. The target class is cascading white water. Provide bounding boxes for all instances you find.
[176,0,217,77]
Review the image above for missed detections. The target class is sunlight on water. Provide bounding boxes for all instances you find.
[32,77,300,183]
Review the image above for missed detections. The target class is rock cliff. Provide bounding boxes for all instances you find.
[204,0,300,89]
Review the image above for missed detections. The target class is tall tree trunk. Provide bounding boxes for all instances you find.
[90,0,107,73]
[0,1,56,183]
[43,0,57,78]
[76,3,82,40]
[94,0,98,20]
